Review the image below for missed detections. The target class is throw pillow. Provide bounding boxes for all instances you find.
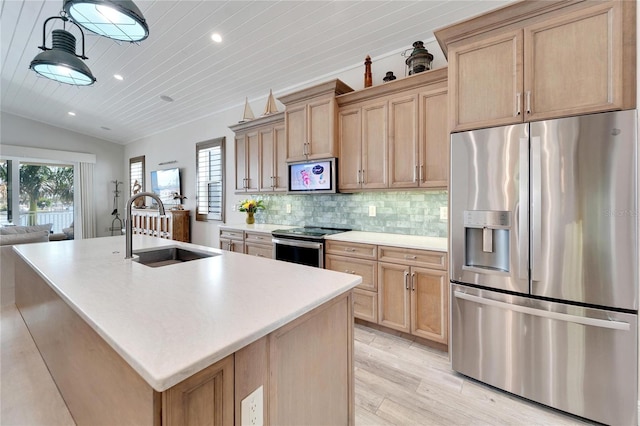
[0,223,53,235]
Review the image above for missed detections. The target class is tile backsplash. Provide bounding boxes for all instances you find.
[250,190,448,237]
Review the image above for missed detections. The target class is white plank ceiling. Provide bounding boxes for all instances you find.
[1,0,511,145]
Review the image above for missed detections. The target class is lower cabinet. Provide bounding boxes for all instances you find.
[163,355,234,426]
[219,228,273,258]
[326,240,448,346]
[378,262,448,343]
[245,231,274,259]
[219,229,245,253]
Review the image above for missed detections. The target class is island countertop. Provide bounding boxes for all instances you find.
[13,236,361,392]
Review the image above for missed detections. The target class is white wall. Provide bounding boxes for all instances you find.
[0,112,125,237]
[124,39,447,248]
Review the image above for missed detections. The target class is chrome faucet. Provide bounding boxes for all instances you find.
[125,192,166,259]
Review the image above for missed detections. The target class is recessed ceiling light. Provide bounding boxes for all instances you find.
[160,95,174,102]
[211,33,222,43]
[68,111,76,116]
[114,74,124,81]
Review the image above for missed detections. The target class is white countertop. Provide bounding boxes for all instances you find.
[326,231,448,252]
[219,224,448,252]
[219,223,296,233]
[13,236,360,392]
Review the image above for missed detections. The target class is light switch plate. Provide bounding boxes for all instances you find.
[440,206,448,220]
[368,205,376,217]
[286,204,291,214]
[241,385,263,426]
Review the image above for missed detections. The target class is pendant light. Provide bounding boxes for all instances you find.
[63,0,149,42]
[29,16,96,86]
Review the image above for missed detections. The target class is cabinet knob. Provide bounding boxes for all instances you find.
[404,255,417,260]
[345,248,356,252]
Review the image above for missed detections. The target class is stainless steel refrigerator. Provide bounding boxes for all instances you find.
[449,110,638,425]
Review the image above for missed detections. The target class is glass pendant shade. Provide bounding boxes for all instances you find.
[30,29,96,86]
[63,0,149,42]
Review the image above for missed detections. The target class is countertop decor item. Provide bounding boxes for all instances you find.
[364,55,372,88]
[383,71,396,82]
[171,192,187,210]
[403,41,433,75]
[238,199,264,224]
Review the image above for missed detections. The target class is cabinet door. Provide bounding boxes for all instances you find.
[245,243,273,259]
[258,128,274,192]
[246,132,259,192]
[449,29,524,132]
[419,88,448,188]
[524,2,623,121]
[220,238,244,253]
[353,289,378,323]
[410,267,448,343]
[378,262,410,333]
[361,100,388,189]
[307,97,335,159]
[163,355,234,426]
[325,254,377,291]
[388,94,418,188]
[273,125,288,192]
[234,134,247,192]
[285,103,307,161]
[338,107,362,190]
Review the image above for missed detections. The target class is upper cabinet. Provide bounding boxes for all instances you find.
[229,112,287,194]
[278,80,354,162]
[436,0,636,132]
[337,68,449,192]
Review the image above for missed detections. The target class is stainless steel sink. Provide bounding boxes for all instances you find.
[133,246,218,267]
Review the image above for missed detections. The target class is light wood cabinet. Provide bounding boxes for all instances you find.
[279,79,353,162]
[325,239,448,344]
[131,209,190,243]
[230,112,287,194]
[163,355,234,426]
[219,229,244,253]
[336,67,449,191]
[338,100,388,190]
[377,247,448,344]
[245,231,273,259]
[325,241,378,323]
[439,0,636,132]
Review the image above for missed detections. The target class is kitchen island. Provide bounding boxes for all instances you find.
[13,235,361,425]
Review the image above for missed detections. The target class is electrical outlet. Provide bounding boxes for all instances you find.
[232,204,237,212]
[440,206,448,220]
[368,205,376,217]
[286,204,291,214]
[241,385,263,426]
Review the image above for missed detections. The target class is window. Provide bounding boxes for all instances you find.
[129,156,145,196]
[0,160,12,224]
[196,137,225,222]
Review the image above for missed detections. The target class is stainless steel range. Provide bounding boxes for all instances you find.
[272,226,350,268]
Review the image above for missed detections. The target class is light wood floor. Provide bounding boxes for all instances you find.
[2,302,597,425]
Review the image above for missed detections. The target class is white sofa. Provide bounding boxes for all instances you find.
[0,224,52,307]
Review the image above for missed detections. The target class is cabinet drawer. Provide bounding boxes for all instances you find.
[325,255,377,291]
[245,232,272,244]
[353,289,378,323]
[378,247,447,270]
[219,229,244,240]
[325,241,377,260]
[246,243,273,259]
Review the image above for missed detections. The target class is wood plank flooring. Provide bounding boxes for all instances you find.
[0,302,603,425]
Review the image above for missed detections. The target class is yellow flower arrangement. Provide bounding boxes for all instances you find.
[238,199,265,213]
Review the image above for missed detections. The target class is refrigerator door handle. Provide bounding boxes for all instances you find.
[453,291,630,331]
[518,137,529,280]
[531,136,542,282]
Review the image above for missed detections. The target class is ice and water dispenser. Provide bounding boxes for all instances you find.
[464,211,510,273]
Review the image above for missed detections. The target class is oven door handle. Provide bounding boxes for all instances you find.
[272,238,323,250]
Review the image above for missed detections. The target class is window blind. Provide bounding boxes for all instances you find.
[129,156,145,196]
[196,137,225,222]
